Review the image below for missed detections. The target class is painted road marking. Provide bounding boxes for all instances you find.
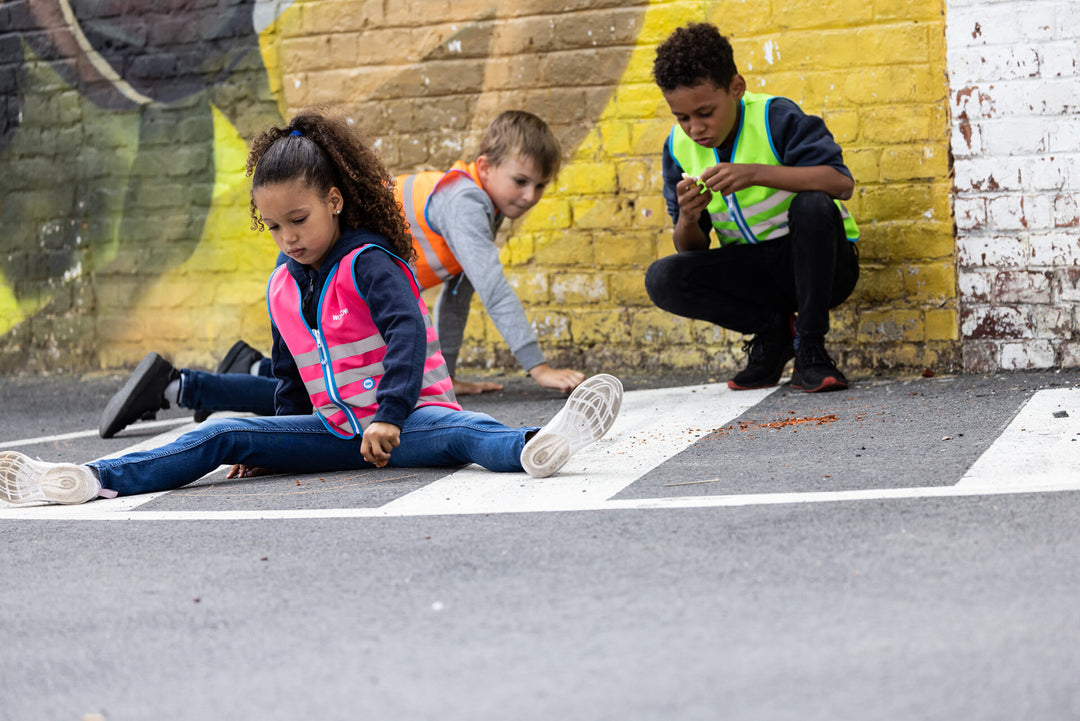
[1,386,1078,520]
[0,417,193,450]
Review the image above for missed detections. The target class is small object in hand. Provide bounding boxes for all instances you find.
[681,172,709,193]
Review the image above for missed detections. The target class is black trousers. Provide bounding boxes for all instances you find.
[644,191,859,341]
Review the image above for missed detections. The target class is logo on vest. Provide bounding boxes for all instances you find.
[362,377,375,391]
[332,308,350,322]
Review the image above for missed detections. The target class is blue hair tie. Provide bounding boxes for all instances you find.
[290,129,302,136]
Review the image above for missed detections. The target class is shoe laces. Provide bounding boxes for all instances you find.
[796,341,836,369]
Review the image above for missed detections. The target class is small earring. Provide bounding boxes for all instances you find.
[335,209,341,215]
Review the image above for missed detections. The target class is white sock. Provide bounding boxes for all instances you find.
[249,361,262,376]
[163,379,180,405]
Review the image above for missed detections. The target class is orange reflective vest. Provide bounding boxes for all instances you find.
[267,244,460,438]
[394,161,482,289]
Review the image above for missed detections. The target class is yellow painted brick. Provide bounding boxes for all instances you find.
[505,270,550,304]
[773,0,875,29]
[777,30,858,70]
[616,159,651,193]
[855,24,929,66]
[557,162,618,196]
[572,197,635,230]
[502,234,536,266]
[533,233,595,266]
[857,310,925,343]
[593,233,657,267]
[851,266,906,303]
[631,119,674,156]
[856,221,955,263]
[607,270,652,306]
[926,308,958,341]
[822,108,859,145]
[905,262,956,303]
[860,105,934,144]
[611,83,667,121]
[522,198,572,231]
[602,122,633,156]
[637,5,709,45]
[875,0,944,22]
[633,195,669,229]
[846,148,881,185]
[572,309,633,346]
[550,272,608,304]
[630,308,695,346]
[857,182,935,223]
[530,310,572,342]
[880,144,949,182]
[707,1,779,34]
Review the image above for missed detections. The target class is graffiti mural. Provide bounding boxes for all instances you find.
[0,0,286,365]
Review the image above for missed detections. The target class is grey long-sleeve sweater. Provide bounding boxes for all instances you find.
[426,174,545,375]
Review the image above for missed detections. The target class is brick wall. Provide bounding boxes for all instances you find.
[2,0,958,376]
[948,0,1080,371]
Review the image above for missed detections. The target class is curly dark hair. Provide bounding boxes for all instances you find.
[246,105,415,263]
[652,23,738,93]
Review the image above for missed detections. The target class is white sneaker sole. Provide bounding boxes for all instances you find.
[520,374,623,478]
[0,451,101,506]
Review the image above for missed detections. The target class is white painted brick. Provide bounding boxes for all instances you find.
[1027,77,1080,115]
[950,121,983,157]
[958,268,994,300]
[1056,269,1080,301]
[1031,305,1074,337]
[999,339,1056,368]
[1048,119,1080,151]
[954,196,988,231]
[992,269,1053,303]
[1037,41,1080,78]
[1029,231,1080,266]
[1053,193,1079,228]
[981,120,1050,155]
[957,235,1029,267]
[985,194,1030,230]
[960,305,1034,339]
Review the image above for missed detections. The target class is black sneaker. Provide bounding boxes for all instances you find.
[99,352,179,438]
[728,329,795,390]
[215,340,265,375]
[790,340,848,393]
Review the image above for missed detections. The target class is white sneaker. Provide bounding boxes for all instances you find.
[0,451,105,506]
[520,373,623,478]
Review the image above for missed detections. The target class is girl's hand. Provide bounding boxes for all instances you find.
[529,363,586,394]
[227,464,270,479]
[361,422,401,468]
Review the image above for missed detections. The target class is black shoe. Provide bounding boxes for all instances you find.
[790,340,849,393]
[215,340,264,375]
[99,353,179,438]
[728,329,795,390]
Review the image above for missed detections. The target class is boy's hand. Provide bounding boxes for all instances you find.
[700,163,760,197]
[452,377,505,395]
[227,464,270,479]
[677,174,713,215]
[361,422,401,468]
[529,363,585,394]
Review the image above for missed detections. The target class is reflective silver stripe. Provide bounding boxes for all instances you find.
[340,386,378,408]
[737,189,794,219]
[334,362,387,388]
[292,348,321,367]
[748,210,790,237]
[422,366,451,387]
[401,175,450,283]
[326,336,387,361]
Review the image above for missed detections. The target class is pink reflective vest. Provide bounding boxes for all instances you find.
[267,244,460,438]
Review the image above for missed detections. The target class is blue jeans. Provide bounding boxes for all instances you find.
[90,406,535,496]
[180,369,277,416]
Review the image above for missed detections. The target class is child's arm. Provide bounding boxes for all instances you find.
[698,163,853,200]
[430,181,585,391]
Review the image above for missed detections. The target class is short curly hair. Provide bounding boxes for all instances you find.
[652,23,738,93]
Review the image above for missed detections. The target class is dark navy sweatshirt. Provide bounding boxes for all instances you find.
[269,228,431,430]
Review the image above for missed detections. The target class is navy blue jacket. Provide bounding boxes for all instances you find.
[269,228,431,429]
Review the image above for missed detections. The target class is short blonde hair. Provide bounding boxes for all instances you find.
[479,110,562,180]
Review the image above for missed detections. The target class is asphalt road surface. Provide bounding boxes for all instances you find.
[2,368,1079,720]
